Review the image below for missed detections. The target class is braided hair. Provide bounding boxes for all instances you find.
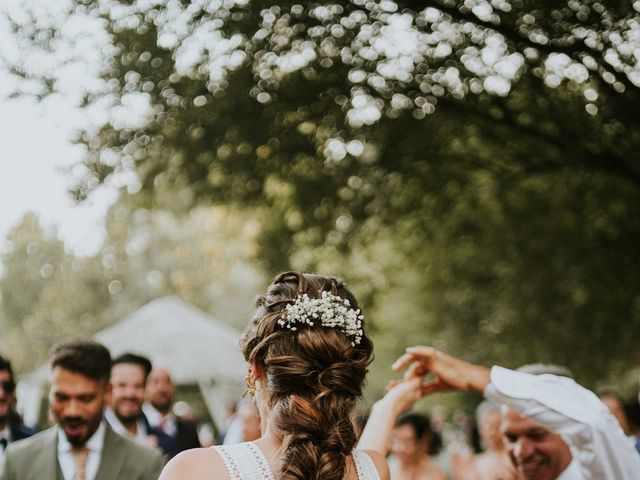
[241,272,374,480]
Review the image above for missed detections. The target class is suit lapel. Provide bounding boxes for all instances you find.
[30,428,63,480]
[94,427,126,480]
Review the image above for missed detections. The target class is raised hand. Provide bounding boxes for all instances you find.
[392,346,491,395]
[357,362,426,454]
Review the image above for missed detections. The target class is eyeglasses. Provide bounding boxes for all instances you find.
[0,380,15,393]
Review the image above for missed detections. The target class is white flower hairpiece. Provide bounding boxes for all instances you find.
[277,291,364,345]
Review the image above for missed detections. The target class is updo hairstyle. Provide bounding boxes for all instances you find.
[241,272,374,480]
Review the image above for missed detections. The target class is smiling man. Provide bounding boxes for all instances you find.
[500,406,573,479]
[0,341,163,480]
[385,346,640,480]
[142,368,200,457]
[104,353,172,455]
[0,355,35,466]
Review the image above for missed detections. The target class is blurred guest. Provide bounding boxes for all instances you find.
[216,401,237,444]
[239,401,261,442]
[104,353,172,455]
[384,346,640,480]
[452,401,520,480]
[222,399,261,444]
[142,367,200,456]
[599,390,640,455]
[388,412,447,480]
[627,396,640,454]
[0,355,35,465]
[1,341,163,480]
[598,390,631,434]
[197,423,216,448]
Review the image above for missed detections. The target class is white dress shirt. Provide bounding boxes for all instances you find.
[484,366,640,480]
[57,421,105,480]
[142,403,177,437]
[104,407,148,445]
[556,460,581,480]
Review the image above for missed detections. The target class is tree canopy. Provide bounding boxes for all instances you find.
[3,0,640,389]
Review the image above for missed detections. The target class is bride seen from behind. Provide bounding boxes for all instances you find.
[159,271,390,480]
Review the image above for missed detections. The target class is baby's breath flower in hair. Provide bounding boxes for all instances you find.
[277,291,364,345]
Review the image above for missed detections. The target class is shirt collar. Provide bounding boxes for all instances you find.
[0,426,10,442]
[57,421,106,454]
[142,403,175,428]
[104,407,147,441]
[557,458,582,480]
[141,403,162,426]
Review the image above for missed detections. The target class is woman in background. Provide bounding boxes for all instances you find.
[388,412,448,480]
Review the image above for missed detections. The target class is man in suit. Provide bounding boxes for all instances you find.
[1,341,163,480]
[0,355,35,465]
[104,353,172,455]
[143,367,200,457]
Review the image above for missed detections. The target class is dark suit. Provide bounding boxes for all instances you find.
[168,418,200,457]
[9,421,36,443]
[0,425,163,480]
[176,418,200,452]
[105,411,174,458]
[140,406,200,458]
[141,413,174,457]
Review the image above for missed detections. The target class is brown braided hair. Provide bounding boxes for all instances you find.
[241,272,374,480]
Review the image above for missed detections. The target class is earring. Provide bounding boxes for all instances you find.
[244,374,256,397]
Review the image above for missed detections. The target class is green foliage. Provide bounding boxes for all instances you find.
[3,0,640,392]
[0,213,67,330]
[0,207,265,373]
[98,196,266,327]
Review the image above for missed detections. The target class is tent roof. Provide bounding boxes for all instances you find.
[23,296,246,385]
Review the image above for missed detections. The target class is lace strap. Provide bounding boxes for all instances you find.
[246,443,275,480]
[212,443,275,480]
[353,450,381,480]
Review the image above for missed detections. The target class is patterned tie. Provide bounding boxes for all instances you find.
[71,446,90,480]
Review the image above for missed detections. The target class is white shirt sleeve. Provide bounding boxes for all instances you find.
[484,366,640,480]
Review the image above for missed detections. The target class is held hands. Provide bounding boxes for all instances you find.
[389,346,491,399]
[358,347,490,456]
[358,347,490,455]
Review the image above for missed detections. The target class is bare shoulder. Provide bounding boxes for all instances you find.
[159,447,227,480]
[361,449,390,480]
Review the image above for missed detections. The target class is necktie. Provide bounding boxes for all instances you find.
[71,446,90,480]
[158,416,168,433]
[0,438,8,451]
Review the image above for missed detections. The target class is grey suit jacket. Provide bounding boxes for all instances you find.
[1,424,164,480]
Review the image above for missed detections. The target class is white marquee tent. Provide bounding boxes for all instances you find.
[17,296,247,428]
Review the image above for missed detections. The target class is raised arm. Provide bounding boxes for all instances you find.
[393,346,640,480]
[392,346,491,395]
[357,376,423,454]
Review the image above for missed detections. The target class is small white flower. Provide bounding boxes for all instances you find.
[280,292,364,345]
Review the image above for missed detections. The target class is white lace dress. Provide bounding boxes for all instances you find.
[213,442,381,480]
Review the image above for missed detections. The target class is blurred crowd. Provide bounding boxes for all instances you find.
[1,342,640,479]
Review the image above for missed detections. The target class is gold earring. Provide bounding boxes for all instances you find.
[244,374,256,397]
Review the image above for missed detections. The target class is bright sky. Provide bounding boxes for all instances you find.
[0,0,117,257]
[0,97,117,256]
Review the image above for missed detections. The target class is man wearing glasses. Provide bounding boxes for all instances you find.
[0,355,35,465]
